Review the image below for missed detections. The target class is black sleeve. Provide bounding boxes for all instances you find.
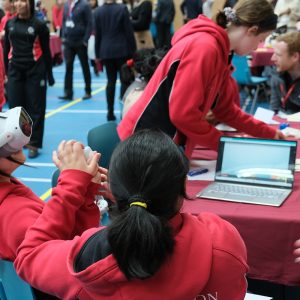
[180,0,186,15]
[38,21,54,82]
[83,3,93,45]
[94,9,101,59]
[3,20,12,73]
[123,6,137,54]
[131,1,152,31]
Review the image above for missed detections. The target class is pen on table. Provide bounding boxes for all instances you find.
[188,168,209,176]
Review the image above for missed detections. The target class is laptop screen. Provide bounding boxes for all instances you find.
[215,137,297,188]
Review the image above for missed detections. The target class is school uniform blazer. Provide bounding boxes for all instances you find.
[94,3,136,60]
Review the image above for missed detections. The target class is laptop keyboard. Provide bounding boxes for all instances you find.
[198,182,291,206]
[212,184,283,199]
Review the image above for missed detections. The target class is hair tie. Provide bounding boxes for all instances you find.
[130,201,148,209]
[223,7,237,23]
[126,59,134,67]
[128,195,148,209]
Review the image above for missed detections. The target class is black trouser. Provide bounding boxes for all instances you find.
[102,57,128,117]
[63,43,91,97]
[156,22,172,49]
[7,59,47,148]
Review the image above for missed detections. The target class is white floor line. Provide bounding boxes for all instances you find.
[45,109,121,113]
[18,177,52,183]
[26,162,55,167]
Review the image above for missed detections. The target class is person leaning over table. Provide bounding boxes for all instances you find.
[270,31,300,115]
[15,129,248,299]
[117,0,285,159]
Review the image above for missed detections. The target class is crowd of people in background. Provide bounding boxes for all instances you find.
[0,0,297,160]
[1,0,300,299]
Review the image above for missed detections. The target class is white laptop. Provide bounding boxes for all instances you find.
[197,136,297,207]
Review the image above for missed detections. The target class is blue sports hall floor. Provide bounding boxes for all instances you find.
[6,59,122,201]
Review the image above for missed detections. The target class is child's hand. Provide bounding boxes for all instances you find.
[93,167,115,202]
[52,140,100,177]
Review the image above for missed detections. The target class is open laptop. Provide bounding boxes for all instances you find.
[197,136,297,206]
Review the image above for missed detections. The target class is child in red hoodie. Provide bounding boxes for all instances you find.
[15,129,248,300]
[0,107,105,263]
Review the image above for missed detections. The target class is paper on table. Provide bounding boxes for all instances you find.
[277,111,287,119]
[254,107,279,125]
[188,160,216,181]
[215,123,237,132]
[287,112,300,122]
[245,293,272,300]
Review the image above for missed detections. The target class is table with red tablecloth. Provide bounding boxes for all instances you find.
[251,45,274,68]
[49,35,63,65]
[183,134,300,286]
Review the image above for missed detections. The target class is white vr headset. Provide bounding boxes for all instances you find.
[0,107,32,157]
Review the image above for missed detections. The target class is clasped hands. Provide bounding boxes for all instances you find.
[52,140,113,200]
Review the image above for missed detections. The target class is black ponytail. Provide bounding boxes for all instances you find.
[108,204,174,279]
[215,11,228,29]
[108,129,189,280]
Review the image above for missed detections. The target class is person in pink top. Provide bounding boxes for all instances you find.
[15,129,248,299]
[0,0,15,39]
[118,0,285,159]
[52,0,64,33]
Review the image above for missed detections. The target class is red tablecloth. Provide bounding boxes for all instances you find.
[251,47,274,67]
[184,140,300,286]
[49,35,63,64]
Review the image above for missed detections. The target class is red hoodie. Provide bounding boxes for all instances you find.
[15,179,248,299]
[117,16,277,158]
[0,169,100,261]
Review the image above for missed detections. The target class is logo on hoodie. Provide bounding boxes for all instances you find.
[194,292,218,300]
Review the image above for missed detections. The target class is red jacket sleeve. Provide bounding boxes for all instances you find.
[14,169,99,299]
[213,75,277,139]
[73,181,100,236]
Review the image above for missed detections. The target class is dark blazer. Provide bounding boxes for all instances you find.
[62,0,93,46]
[131,1,152,31]
[94,3,136,60]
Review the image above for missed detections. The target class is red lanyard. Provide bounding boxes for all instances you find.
[281,82,296,108]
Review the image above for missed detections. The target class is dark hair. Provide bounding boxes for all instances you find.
[0,156,28,178]
[107,129,189,280]
[120,48,167,85]
[216,0,277,34]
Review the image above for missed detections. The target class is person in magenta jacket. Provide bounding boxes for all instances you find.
[118,0,285,158]
[15,129,248,300]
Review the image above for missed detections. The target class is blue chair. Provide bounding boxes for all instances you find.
[232,54,269,114]
[0,259,35,300]
[51,121,120,188]
[87,121,120,169]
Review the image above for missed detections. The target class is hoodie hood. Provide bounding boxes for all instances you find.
[0,178,34,205]
[68,213,214,300]
[172,15,230,62]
